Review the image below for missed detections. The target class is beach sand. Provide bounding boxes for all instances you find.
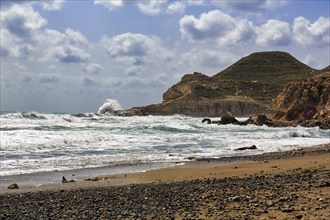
[1,145,329,219]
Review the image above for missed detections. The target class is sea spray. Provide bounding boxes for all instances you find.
[1,113,329,176]
[97,99,122,115]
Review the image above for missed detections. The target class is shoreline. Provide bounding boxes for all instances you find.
[1,145,329,219]
[1,144,329,194]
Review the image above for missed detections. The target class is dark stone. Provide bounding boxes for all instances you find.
[235,145,257,151]
[8,183,19,189]
[202,118,212,124]
[220,114,239,125]
[62,176,68,183]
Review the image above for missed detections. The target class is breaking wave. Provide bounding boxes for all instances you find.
[97,98,123,115]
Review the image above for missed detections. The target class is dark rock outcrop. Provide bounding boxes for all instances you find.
[270,72,330,128]
[118,51,320,117]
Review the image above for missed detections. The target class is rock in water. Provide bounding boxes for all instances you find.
[220,114,239,124]
[62,176,68,183]
[235,145,257,151]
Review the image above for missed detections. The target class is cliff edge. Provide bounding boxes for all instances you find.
[117,51,321,117]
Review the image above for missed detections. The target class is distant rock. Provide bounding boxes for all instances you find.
[8,183,19,189]
[235,145,257,151]
[62,176,75,183]
[220,114,239,125]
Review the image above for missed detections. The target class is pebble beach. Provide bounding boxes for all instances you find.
[1,145,329,219]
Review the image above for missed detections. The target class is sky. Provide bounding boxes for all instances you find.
[1,0,329,113]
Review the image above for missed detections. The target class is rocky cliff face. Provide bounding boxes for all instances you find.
[117,51,323,117]
[270,72,330,128]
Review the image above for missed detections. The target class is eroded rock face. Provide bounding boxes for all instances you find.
[270,72,330,128]
[117,52,321,117]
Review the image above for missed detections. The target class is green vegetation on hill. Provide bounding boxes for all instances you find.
[210,51,318,105]
[119,51,328,117]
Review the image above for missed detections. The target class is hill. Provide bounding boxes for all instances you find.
[211,51,316,105]
[117,51,323,117]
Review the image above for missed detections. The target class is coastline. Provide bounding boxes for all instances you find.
[1,144,329,194]
[1,144,329,219]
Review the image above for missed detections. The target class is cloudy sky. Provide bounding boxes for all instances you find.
[1,0,329,113]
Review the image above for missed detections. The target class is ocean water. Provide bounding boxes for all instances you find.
[1,109,329,176]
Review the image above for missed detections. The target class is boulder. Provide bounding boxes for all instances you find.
[220,114,239,124]
[235,145,257,151]
[8,183,19,189]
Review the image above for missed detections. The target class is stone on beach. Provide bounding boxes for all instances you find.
[234,145,257,151]
[7,183,19,190]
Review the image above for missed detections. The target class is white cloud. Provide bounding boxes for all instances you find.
[1,4,47,39]
[64,28,89,45]
[293,16,330,47]
[101,32,173,65]
[83,63,104,75]
[186,0,205,6]
[38,74,60,83]
[34,28,90,63]
[179,10,254,46]
[213,0,287,11]
[52,45,91,63]
[167,1,186,14]
[136,0,167,16]
[94,0,124,11]
[304,54,319,68]
[181,48,237,69]
[83,76,99,87]
[38,0,65,11]
[256,19,291,46]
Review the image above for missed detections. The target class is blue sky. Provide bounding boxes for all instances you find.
[1,0,329,113]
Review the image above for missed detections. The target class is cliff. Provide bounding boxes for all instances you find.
[117,51,322,117]
[270,71,330,128]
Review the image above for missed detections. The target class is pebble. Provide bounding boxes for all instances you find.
[1,150,330,219]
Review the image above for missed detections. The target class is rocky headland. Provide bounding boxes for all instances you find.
[269,71,330,128]
[117,51,321,117]
[202,71,330,129]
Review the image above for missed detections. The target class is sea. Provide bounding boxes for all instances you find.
[1,99,329,177]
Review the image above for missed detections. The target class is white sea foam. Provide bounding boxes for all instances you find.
[97,99,122,115]
[0,113,329,176]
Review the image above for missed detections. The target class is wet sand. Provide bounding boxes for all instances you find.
[1,145,329,219]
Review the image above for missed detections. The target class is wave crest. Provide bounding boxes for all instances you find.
[97,99,123,115]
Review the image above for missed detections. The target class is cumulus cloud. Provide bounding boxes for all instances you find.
[0,29,34,58]
[181,48,237,69]
[186,0,205,6]
[167,1,186,14]
[37,28,91,63]
[38,0,65,11]
[179,10,254,46]
[136,0,167,16]
[83,63,105,75]
[1,3,90,63]
[53,45,91,63]
[101,32,173,65]
[214,0,287,11]
[1,3,47,39]
[83,76,98,87]
[293,16,330,47]
[94,0,124,11]
[64,28,89,45]
[256,19,291,46]
[304,54,319,68]
[38,74,59,83]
